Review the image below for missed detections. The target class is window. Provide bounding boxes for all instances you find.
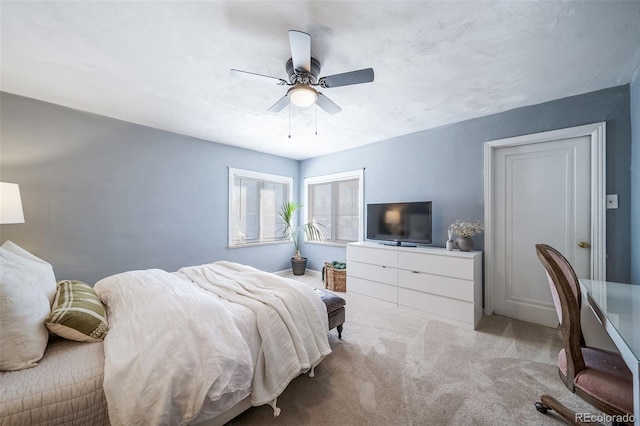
[304,170,364,245]
[228,168,292,247]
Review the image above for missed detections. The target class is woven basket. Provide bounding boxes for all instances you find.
[324,261,347,292]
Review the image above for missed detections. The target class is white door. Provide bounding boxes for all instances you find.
[492,136,592,327]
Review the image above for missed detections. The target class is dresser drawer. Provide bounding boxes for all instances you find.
[398,288,474,324]
[348,261,397,286]
[397,251,474,280]
[397,269,474,302]
[347,246,397,268]
[348,276,397,303]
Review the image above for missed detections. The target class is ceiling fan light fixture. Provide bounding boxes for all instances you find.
[288,85,318,107]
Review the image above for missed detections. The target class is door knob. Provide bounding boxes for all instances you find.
[578,241,590,249]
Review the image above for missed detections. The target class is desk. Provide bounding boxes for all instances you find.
[580,279,639,425]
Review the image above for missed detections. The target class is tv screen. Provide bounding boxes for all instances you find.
[367,202,432,245]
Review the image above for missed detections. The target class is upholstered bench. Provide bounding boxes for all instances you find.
[314,288,346,339]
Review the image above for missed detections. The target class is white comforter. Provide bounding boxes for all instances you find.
[177,261,332,407]
[94,261,331,426]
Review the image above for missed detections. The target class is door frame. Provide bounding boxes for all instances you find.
[483,122,606,316]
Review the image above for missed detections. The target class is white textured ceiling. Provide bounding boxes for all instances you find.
[1,1,639,160]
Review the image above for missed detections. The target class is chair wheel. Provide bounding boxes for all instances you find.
[535,401,549,414]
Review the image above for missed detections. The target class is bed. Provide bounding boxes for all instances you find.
[0,258,331,425]
[0,337,108,425]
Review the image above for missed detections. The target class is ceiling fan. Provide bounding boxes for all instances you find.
[230,30,374,115]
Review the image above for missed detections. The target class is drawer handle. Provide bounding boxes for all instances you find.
[381,265,387,269]
[411,270,420,274]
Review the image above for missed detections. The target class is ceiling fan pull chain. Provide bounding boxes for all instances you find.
[288,102,292,139]
[315,104,318,136]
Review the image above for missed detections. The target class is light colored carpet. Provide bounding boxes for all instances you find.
[227,273,598,425]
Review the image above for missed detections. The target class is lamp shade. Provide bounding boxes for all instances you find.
[0,182,25,224]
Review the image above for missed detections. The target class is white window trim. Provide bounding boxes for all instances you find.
[228,167,293,248]
[303,169,364,245]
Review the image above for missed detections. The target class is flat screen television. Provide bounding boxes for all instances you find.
[367,201,432,246]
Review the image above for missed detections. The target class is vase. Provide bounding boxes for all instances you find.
[446,239,454,251]
[455,236,473,252]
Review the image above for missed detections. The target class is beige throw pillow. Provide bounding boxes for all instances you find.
[0,242,57,371]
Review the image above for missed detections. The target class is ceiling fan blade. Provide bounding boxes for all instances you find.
[316,93,342,115]
[288,30,311,73]
[268,94,290,112]
[320,68,374,88]
[230,69,287,86]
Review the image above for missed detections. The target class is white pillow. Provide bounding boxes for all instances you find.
[0,242,57,371]
[1,240,56,304]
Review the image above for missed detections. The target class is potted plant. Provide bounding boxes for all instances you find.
[279,201,324,275]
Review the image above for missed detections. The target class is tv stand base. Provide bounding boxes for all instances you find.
[382,241,416,247]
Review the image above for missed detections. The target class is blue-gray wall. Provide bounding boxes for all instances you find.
[300,85,632,283]
[631,73,640,284]
[0,92,299,285]
[1,85,634,285]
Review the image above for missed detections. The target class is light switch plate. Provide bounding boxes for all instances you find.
[606,194,618,209]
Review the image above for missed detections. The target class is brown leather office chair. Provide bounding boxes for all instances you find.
[534,244,633,425]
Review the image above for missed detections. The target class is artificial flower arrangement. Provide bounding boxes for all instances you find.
[449,220,484,238]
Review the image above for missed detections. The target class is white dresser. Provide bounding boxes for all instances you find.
[346,242,483,329]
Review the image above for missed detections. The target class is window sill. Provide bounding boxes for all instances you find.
[304,240,354,248]
[228,240,291,249]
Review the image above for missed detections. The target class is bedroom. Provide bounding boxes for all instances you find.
[1,1,639,425]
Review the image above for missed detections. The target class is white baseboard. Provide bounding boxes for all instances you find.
[274,268,322,277]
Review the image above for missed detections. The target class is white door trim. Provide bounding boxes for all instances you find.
[484,122,607,316]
